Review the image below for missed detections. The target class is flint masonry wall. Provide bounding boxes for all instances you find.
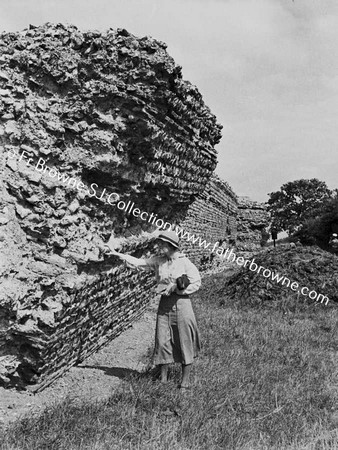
[0,23,267,390]
[236,196,270,253]
[179,175,238,270]
[0,23,224,389]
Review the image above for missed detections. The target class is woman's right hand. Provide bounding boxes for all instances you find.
[103,250,144,268]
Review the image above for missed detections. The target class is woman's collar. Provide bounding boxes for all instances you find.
[166,251,184,261]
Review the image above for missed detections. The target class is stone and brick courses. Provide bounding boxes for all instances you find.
[8,267,156,392]
[0,23,268,390]
[236,196,270,252]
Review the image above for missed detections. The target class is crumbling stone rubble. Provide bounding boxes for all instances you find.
[220,245,338,307]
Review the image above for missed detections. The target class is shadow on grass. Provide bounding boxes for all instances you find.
[78,365,140,379]
[78,364,165,383]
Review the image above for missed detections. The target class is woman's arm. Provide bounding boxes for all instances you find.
[176,259,201,295]
[105,248,149,268]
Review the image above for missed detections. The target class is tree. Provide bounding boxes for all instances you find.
[267,179,333,235]
[293,194,338,249]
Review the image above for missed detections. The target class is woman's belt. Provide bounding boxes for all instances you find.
[160,292,190,300]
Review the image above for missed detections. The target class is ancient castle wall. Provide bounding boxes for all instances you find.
[0,24,267,390]
[178,175,238,270]
[236,196,270,253]
[0,23,223,389]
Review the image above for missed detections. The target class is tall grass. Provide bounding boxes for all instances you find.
[1,273,338,450]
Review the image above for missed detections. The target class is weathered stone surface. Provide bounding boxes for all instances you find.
[236,196,270,253]
[0,23,264,390]
[0,23,224,389]
[179,175,238,270]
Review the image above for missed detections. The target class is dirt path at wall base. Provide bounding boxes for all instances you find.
[0,298,158,430]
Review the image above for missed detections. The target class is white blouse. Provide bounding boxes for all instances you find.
[143,252,202,295]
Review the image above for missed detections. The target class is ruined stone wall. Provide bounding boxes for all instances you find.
[0,23,222,389]
[179,174,238,270]
[236,196,270,253]
[0,23,267,390]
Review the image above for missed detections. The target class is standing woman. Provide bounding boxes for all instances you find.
[107,230,201,389]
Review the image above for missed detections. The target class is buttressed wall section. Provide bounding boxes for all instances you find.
[178,175,238,269]
[0,24,267,390]
[236,196,270,252]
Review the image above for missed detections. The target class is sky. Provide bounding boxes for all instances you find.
[1,0,337,202]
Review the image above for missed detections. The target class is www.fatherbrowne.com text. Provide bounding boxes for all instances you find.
[7,148,329,305]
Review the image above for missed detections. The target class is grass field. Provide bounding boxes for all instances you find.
[1,272,338,450]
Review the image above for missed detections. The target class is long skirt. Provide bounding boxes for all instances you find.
[153,293,201,365]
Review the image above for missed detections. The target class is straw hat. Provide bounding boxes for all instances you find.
[157,230,180,248]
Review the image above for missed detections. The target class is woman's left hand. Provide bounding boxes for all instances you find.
[163,282,177,296]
